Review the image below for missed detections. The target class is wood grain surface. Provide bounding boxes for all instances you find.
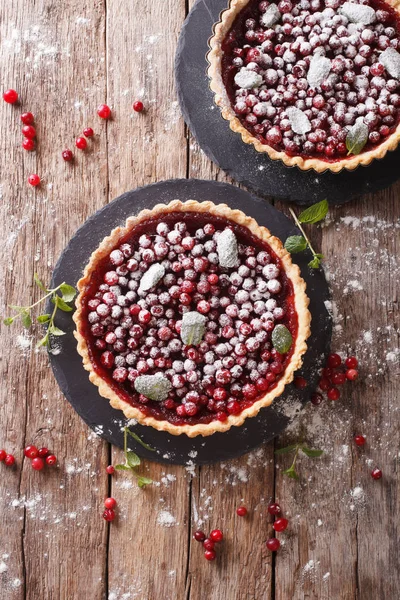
[0,1,399,599]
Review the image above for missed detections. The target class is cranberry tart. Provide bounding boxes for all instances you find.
[208,0,400,172]
[73,200,311,437]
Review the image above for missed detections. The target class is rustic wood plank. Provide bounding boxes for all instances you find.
[104,2,191,599]
[0,1,109,599]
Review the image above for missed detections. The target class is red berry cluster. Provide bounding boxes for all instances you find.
[312,353,359,405]
[193,528,223,561]
[103,497,117,522]
[24,445,57,470]
[266,502,288,552]
[0,448,16,467]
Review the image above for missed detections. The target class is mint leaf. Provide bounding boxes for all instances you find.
[284,235,308,254]
[308,256,322,269]
[37,314,51,323]
[3,317,14,326]
[34,273,47,292]
[346,120,368,156]
[134,373,172,402]
[36,334,49,348]
[54,296,73,312]
[271,324,293,354]
[126,429,155,451]
[301,447,323,458]
[126,451,141,468]
[137,476,152,488]
[180,311,206,346]
[275,444,298,455]
[298,199,329,224]
[282,466,299,480]
[59,283,76,303]
[115,464,131,471]
[21,311,32,328]
[49,326,65,336]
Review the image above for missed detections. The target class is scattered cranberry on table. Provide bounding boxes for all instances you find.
[294,376,307,389]
[345,356,358,369]
[204,550,216,561]
[0,449,6,462]
[62,149,74,162]
[203,538,215,551]
[193,530,206,542]
[327,387,340,401]
[3,89,18,104]
[266,538,280,552]
[104,497,117,509]
[4,454,15,467]
[354,435,366,447]
[31,457,45,471]
[75,136,87,150]
[83,127,94,137]
[210,529,223,543]
[103,508,116,522]
[311,392,323,406]
[20,112,34,125]
[38,447,49,457]
[133,100,144,113]
[97,104,111,119]
[371,468,382,480]
[273,518,288,533]
[22,125,36,139]
[346,369,358,381]
[106,465,115,475]
[24,445,39,459]
[236,506,248,517]
[327,353,342,368]
[22,138,35,151]
[46,455,57,466]
[28,174,41,187]
[267,502,281,516]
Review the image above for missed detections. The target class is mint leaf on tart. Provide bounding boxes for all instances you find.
[298,199,329,224]
[217,228,238,268]
[134,373,172,402]
[284,235,308,254]
[271,324,293,354]
[346,120,368,156]
[180,311,206,346]
[138,263,165,293]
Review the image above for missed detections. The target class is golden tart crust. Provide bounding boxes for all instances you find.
[207,0,400,173]
[73,200,311,437]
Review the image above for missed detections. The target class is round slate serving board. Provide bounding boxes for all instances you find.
[49,179,331,465]
[175,0,400,205]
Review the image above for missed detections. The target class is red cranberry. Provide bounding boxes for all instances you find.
[83,127,94,137]
[311,393,323,406]
[21,111,34,124]
[204,550,216,561]
[24,445,39,459]
[331,372,346,386]
[203,538,215,551]
[327,387,340,401]
[346,369,358,381]
[4,454,15,466]
[106,465,115,475]
[104,497,117,509]
[236,506,248,517]
[294,376,307,389]
[210,529,223,542]
[31,457,45,471]
[354,435,366,446]
[319,378,330,391]
[243,384,257,400]
[194,530,206,542]
[23,138,35,151]
[0,449,6,462]
[22,125,36,139]
[103,508,116,521]
[138,310,151,324]
[62,149,73,161]
[76,136,87,150]
[46,454,57,466]
[97,104,111,119]
[327,353,341,368]
[28,174,40,187]
[3,89,18,104]
[227,400,241,415]
[371,468,382,480]
[345,356,358,369]
[133,100,144,112]
[268,502,281,516]
[273,518,288,532]
[266,538,280,551]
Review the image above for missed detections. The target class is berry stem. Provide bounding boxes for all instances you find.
[288,208,320,263]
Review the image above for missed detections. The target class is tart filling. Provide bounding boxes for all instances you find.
[74,200,311,437]
[208,0,400,172]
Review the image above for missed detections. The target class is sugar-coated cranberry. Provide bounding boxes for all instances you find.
[103,508,116,521]
[104,497,117,509]
[204,550,216,561]
[268,502,281,516]
[210,529,223,542]
[194,530,206,542]
[24,445,39,459]
[371,468,382,480]
[31,457,45,471]
[236,506,248,516]
[3,89,18,104]
[97,104,111,119]
[133,100,144,112]
[346,369,358,381]
[354,435,366,446]
[273,518,288,532]
[4,454,15,466]
[327,387,340,401]
[266,538,280,551]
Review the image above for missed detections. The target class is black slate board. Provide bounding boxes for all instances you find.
[175,0,400,205]
[49,179,331,465]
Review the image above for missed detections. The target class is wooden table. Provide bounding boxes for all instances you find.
[0,1,399,598]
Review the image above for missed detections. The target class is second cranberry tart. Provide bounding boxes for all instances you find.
[208,0,400,172]
[73,200,311,437]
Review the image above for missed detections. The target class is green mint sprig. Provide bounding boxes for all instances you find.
[115,427,154,488]
[275,442,323,480]
[3,274,76,349]
[284,199,328,269]
[346,120,368,156]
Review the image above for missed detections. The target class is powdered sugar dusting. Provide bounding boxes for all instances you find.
[341,2,376,24]
[379,47,400,80]
[286,107,311,135]
[157,510,178,527]
[307,54,331,89]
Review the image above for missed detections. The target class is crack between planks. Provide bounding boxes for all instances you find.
[18,372,29,599]
[271,440,277,600]
[104,442,112,599]
[184,473,194,599]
